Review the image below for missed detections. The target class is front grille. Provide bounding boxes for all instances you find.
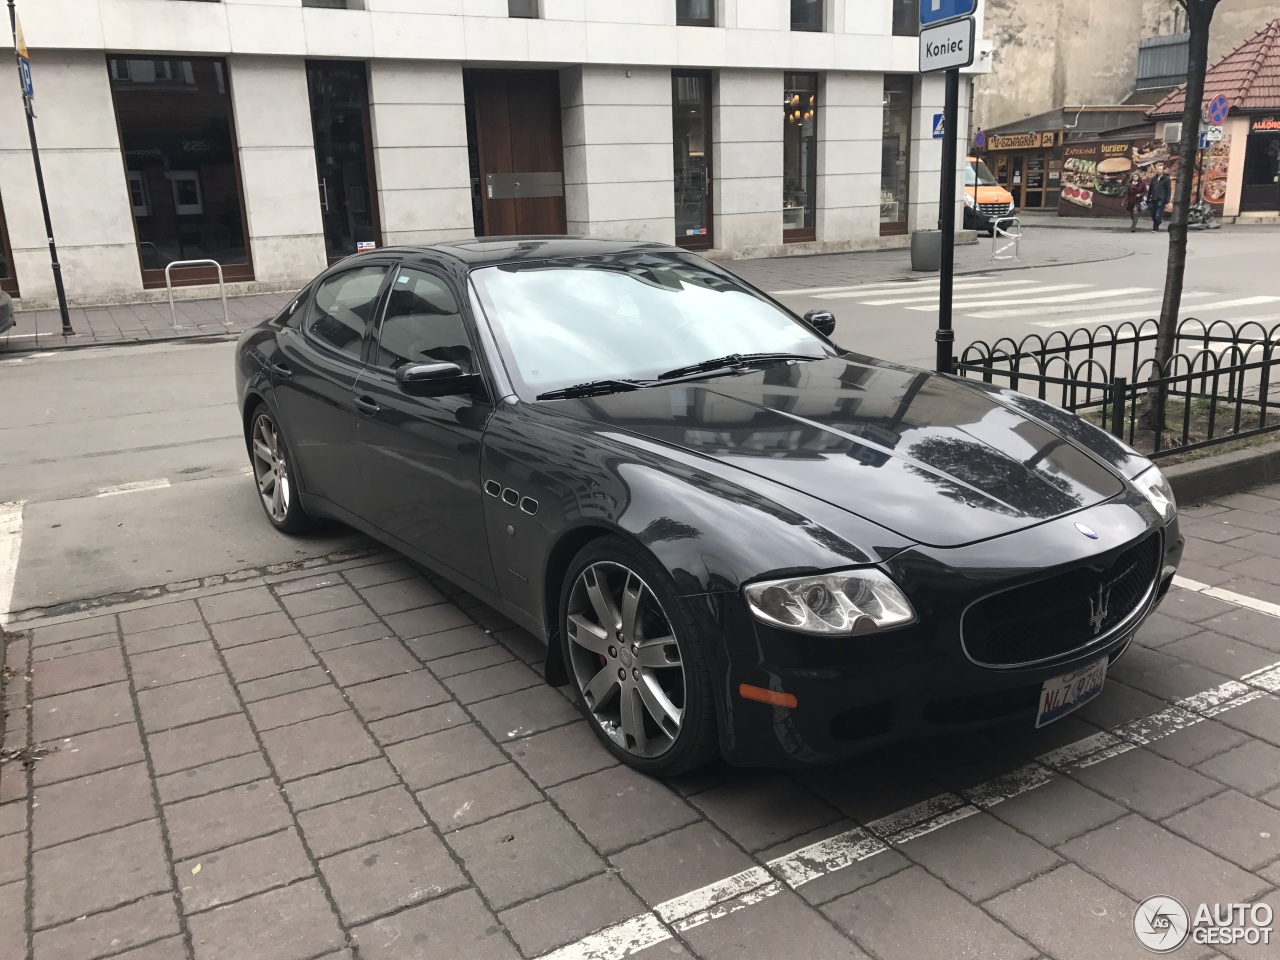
[979,202,1012,217]
[962,534,1162,668]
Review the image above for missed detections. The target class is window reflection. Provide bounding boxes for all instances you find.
[676,0,715,27]
[783,73,818,240]
[109,56,249,276]
[790,0,822,31]
[881,75,913,236]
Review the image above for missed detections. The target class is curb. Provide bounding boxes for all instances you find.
[1164,441,1280,505]
[1,331,240,355]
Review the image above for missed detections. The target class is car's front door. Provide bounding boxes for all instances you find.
[353,265,497,590]
[271,262,391,516]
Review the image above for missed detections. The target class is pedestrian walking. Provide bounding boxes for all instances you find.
[1122,172,1148,232]
[1147,162,1172,231]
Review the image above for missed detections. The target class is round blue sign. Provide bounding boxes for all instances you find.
[1208,95,1230,124]
[974,130,986,148]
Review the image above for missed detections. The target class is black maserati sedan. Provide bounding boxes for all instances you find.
[235,238,1182,775]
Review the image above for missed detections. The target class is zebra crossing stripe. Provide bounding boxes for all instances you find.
[906,287,1154,312]
[980,290,1215,321]
[859,281,1080,305]
[771,275,1020,297]
[1030,295,1280,328]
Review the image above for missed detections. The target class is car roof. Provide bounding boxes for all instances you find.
[347,236,684,270]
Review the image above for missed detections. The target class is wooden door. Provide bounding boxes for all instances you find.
[471,71,567,236]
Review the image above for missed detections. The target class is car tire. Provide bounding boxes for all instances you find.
[246,403,312,534]
[559,535,718,777]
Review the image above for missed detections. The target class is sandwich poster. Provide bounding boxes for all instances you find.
[1057,139,1181,218]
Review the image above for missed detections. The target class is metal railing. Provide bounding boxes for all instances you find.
[991,216,1020,262]
[164,259,230,329]
[956,318,1280,458]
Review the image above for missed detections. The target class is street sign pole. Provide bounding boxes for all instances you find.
[7,0,73,336]
[936,66,959,374]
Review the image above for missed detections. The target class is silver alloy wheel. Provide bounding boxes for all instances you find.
[250,414,291,523]
[566,561,686,759]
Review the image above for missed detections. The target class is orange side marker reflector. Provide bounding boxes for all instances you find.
[738,683,798,709]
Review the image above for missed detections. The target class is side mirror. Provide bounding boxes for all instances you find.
[395,361,476,397]
[804,309,836,337]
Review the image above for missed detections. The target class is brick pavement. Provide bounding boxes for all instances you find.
[1,484,1278,960]
[0,229,1127,355]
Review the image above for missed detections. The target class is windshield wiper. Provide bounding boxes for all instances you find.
[657,352,823,381]
[536,379,651,401]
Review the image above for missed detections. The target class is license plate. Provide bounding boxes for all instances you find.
[1036,656,1107,728]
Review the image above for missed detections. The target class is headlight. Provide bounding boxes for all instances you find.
[1007,201,1016,213]
[963,193,976,209]
[1133,466,1176,522]
[744,569,916,636]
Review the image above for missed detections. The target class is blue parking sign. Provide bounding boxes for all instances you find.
[920,0,976,27]
[18,57,33,100]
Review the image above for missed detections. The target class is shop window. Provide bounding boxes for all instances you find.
[307,61,381,262]
[892,0,919,37]
[677,0,715,27]
[508,0,538,17]
[880,75,912,236]
[791,0,822,32]
[783,73,818,242]
[0,191,17,297]
[109,55,252,286]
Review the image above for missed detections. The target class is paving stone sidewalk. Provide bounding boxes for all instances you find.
[1,484,1277,960]
[0,228,1128,355]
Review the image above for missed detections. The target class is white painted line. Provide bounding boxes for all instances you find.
[1025,294,1277,327]
[812,279,1038,301]
[0,501,24,627]
[770,280,938,296]
[908,287,1156,313]
[96,479,171,498]
[535,654,1280,960]
[1172,575,1280,619]
[861,283,1086,306]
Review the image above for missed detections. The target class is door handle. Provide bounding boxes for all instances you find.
[270,362,293,379]
[353,395,380,417]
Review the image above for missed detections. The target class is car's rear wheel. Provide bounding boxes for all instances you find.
[560,536,717,776]
[247,405,312,534]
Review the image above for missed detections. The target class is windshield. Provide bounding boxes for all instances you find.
[470,253,833,399]
[966,160,1000,187]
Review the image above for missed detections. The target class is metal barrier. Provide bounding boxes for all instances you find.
[165,259,230,329]
[991,216,1021,262]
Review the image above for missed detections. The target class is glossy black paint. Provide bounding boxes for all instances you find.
[236,237,1182,767]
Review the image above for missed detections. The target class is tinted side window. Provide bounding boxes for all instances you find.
[375,268,473,373]
[306,265,388,359]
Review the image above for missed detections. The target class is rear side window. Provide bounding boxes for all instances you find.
[375,268,474,373]
[306,265,388,359]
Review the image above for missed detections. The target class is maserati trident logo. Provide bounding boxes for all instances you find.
[1088,581,1112,635]
[1075,522,1099,539]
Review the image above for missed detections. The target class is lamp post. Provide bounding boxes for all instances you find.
[7,0,73,336]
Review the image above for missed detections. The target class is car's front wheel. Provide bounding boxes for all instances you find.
[560,536,718,776]
[247,404,312,534]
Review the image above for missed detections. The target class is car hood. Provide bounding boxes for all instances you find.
[543,354,1125,548]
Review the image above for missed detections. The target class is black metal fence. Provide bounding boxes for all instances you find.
[956,319,1280,458]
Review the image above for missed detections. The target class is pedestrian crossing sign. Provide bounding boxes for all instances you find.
[932,114,945,139]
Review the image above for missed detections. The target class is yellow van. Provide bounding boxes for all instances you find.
[964,156,1016,235]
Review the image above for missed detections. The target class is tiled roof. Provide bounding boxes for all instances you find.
[1149,19,1280,117]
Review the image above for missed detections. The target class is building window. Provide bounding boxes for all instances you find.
[0,191,17,297]
[307,61,381,262]
[108,55,252,286]
[508,0,538,17]
[880,75,913,236]
[302,0,353,8]
[676,0,715,27]
[783,73,818,242]
[791,0,822,32]
[891,0,918,37]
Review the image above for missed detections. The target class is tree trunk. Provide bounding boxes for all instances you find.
[1142,1,1215,435]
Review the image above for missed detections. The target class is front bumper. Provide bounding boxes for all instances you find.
[964,205,1016,233]
[715,493,1182,767]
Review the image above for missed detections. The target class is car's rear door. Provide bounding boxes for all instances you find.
[353,264,498,590]
[271,261,393,517]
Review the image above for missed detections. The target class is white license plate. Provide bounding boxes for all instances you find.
[1035,656,1107,728]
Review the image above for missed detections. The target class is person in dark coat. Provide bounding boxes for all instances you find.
[1122,173,1148,232]
[1147,162,1172,231]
